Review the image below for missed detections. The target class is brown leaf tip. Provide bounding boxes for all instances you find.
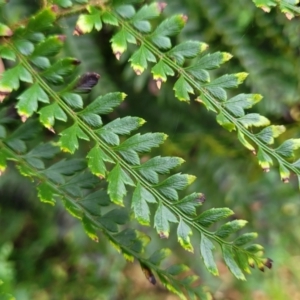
[73,26,83,36]
[264,258,273,269]
[181,14,188,23]
[157,2,167,13]
[75,72,101,93]
[20,115,27,123]
[115,52,121,60]
[155,79,162,89]
[159,232,168,239]
[0,92,10,103]
[72,59,81,65]
[263,168,270,173]
[57,35,66,42]
[197,193,206,203]
[282,177,289,183]
[141,265,157,285]
[51,5,59,13]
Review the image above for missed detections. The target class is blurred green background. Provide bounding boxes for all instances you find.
[1,0,300,299]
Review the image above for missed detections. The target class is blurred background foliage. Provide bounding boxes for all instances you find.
[1,0,300,299]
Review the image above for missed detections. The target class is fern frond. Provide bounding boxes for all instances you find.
[252,0,300,19]
[0,1,276,296]
[0,125,210,299]
[70,1,300,187]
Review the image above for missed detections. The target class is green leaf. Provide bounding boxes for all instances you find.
[244,244,264,254]
[27,143,60,160]
[87,146,109,178]
[234,232,258,246]
[255,125,286,145]
[23,143,49,165]
[196,94,217,112]
[42,58,80,84]
[62,173,99,197]
[115,5,136,19]
[59,123,90,153]
[166,264,189,276]
[63,197,83,220]
[208,73,248,89]
[0,151,8,174]
[154,203,178,238]
[235,251,251,274]
[98,131,120,146]
[75,8,102,34]
[131,3,161,21]
[238,113,270,128]
[200,233,218,276]
[168,41,208,65]
[151,15,186,49]
[222,245,246,280]
[275,139,300,158]
[0,46,16,61]
[129,44,156,75]
[279,162,290,183]
[14,39,34,56]
[30,56,50,69]
[107,163,135,206]
[175,193,205,216]
[43,159,86,184]
[192,52,232,70]
[115,132,167,152]
[0,23,12,37]
[134,156,184,184]
[216,112,235,131]
[37,182,56,205]
[78,190,110,216]
[132,20,151,33]
[149,248,171,265]
[215,220,248,239]
[177,218,193,252]
[102,11,119,26]
[151,60,175,85]
[173,76,194,101]
[111,28,136,59]
[61,92,83,109]
[224,94,263,117]
[82,215,99,242]
[196,207,234,227]
[4,119,41,153]
[81,92,125,115]
[27,8,56,32]
[237,130,256,153]
[99,208,129,232]
[16,83,49,119]
[101,116,144,135]
[206,86,227,101]
[256,147,273,171]
[132,182,152,225]
[0,64,32,91]
[53,0,72,6]
[39,103,67,130]
[31,35,63,58]
[155,173,196,201]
